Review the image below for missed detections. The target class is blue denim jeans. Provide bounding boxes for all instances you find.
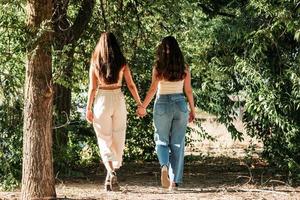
[153,93,189,184]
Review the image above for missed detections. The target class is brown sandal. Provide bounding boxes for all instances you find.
[109,171,120,191]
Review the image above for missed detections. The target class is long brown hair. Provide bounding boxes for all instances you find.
[155,36,186,81]
[91,32,126,84]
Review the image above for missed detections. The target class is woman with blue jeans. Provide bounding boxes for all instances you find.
[137,36,195,190]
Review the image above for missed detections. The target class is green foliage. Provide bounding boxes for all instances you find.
[53,111,99,175]
[0,101,23,190]
[0,2,26,189]
[124,96,156,161]
[2,0,300,189]
[194,0,300,181]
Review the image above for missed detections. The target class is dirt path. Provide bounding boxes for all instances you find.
[2,118,299,199]
[1,158,300,200]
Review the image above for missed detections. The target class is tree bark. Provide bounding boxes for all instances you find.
[22,0,56,199]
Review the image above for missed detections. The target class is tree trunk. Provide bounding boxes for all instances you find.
[22,0,56,199]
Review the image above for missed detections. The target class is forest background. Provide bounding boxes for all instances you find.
[0,0,299,193]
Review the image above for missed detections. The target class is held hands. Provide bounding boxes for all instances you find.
[136,105,147,118]
[86,109,94,124]
[136,104,195,121]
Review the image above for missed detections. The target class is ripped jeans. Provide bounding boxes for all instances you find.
[153,93,188,184]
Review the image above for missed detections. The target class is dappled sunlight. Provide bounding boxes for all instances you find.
[187,112,263,158]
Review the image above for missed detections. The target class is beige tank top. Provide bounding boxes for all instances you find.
[157,79,184,94]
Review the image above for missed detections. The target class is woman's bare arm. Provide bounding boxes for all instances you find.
[123,65,142,106]
[141,68,159,109]
[86,64,98,123]
[184,66,196,122]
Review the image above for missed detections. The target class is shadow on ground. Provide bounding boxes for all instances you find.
[1,156,299,200]
[65,156,294,188]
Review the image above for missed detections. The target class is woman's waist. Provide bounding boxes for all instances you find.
[98,85,122,90]
[155,93,185,102]
[157,87,183,95]
[96,88,123,95]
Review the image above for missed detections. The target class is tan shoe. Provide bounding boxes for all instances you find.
[161,165,170,188]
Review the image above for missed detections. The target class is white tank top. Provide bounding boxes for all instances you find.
[157,80,184,94]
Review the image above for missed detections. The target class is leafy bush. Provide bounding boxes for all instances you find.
[193,0,300,182]
[0,1,26,189]
[0,101,23,190]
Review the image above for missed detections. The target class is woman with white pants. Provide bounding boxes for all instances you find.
[86,32,142,191]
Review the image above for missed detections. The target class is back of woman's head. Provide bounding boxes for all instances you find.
[155,36,186,81]
[91,32,126,84]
